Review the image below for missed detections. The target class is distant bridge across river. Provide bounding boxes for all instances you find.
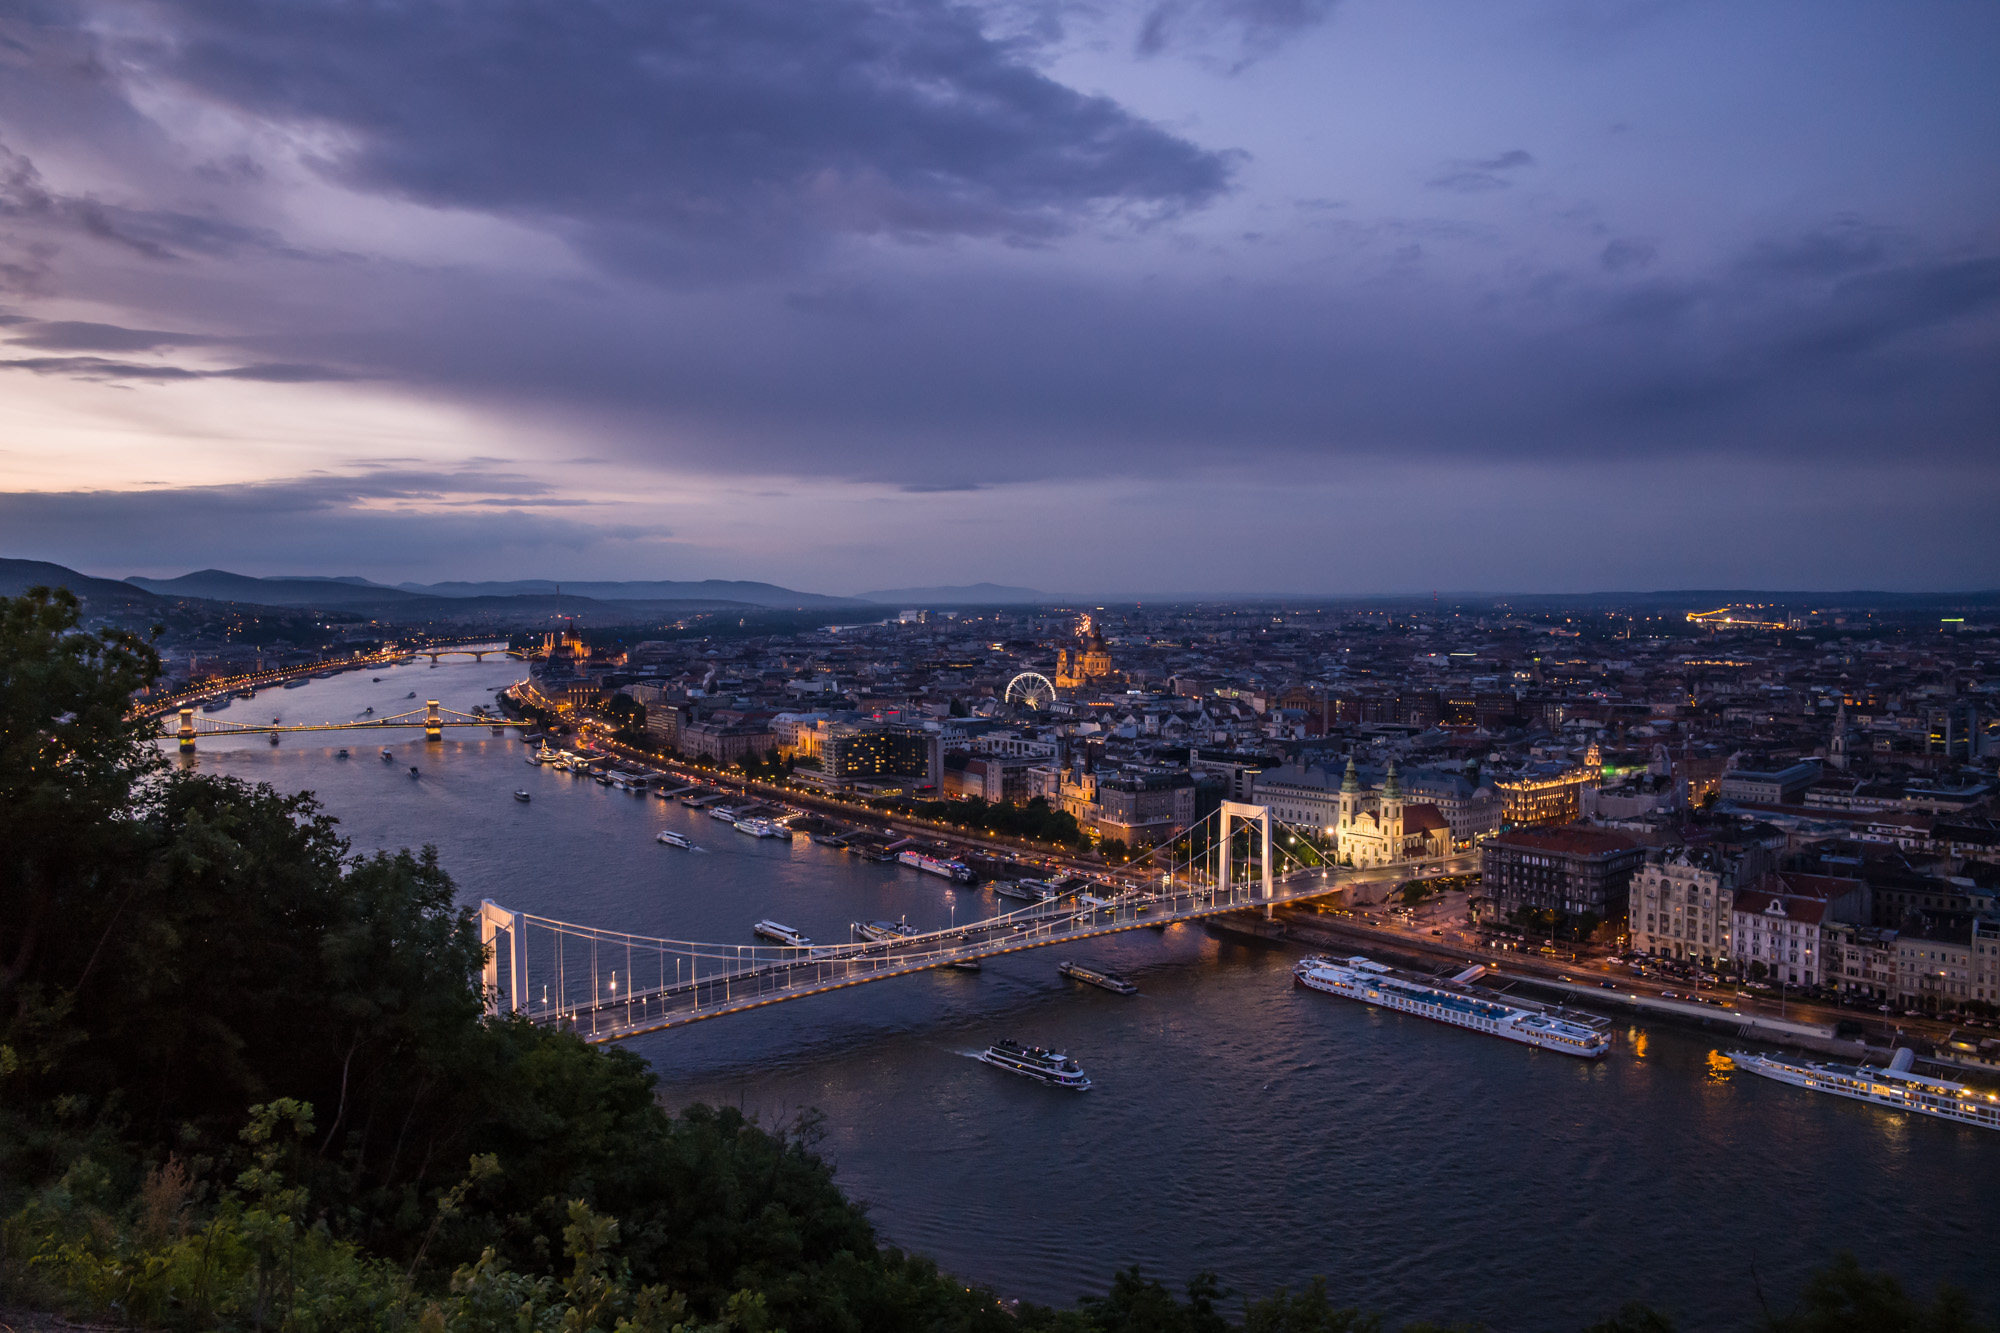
[172,698,529,747]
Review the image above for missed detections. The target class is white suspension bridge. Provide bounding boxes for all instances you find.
[480,803,1439,1044]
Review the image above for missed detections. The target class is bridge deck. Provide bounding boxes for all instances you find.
[519,873,1352,1043]
[182,718,528,735]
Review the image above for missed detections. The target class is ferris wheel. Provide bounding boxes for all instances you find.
[1004,671,1057,710]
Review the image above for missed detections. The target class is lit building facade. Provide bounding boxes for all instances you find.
[820,722,941,786]
[1630,845,1766,968]
[1055,615,1116,691]
[1730,873,1865,987]
[1495,766,1598,827]
[1335,759,1452,867]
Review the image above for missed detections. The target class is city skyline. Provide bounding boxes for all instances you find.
[3,0,1998,591]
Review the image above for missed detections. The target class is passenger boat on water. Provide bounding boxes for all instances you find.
[1059,961,1138,995]
[656,830,694,848]
[977,1039,1092,1090]
[1294,956,1611,1059]
[735,817,783,837]
[513,790,531,802]
[753,920,811,947]
[995,879,1061,902]
[853,918,917,943]
[1729,1047,2000,1131]
[897,849,975,882]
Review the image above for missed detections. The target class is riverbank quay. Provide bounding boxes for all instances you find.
[1245,907,1980,1065]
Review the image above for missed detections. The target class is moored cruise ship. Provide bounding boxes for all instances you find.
[1294,956,1611,1059]
[1729,1047,2000,1131]
[898,850,974,882]
[977,1039,1092,1090]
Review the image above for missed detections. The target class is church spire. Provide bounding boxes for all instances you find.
[1341,755,1361,793]
[1382,759,1402,801]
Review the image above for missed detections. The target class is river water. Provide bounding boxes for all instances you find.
[175,660,2000,1331]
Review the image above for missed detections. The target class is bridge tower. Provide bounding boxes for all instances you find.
[478,900,522,1016]
[425,699,442,741]
[1217,800,1275,918]
[177,707,196,750]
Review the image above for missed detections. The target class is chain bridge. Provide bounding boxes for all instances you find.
[173,698,528,747]
[479,803,1407,1044]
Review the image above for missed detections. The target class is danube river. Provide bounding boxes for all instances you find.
[175,660,1999,1331]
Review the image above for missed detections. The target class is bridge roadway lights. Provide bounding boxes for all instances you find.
[425,699,442,741]
[177,707,196,750]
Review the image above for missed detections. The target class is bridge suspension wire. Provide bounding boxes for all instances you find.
[476,802,1373,1044]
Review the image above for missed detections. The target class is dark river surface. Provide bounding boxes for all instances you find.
[174,660,2000,1331]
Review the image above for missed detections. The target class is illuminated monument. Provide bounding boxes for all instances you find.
[1055,614,1116,691]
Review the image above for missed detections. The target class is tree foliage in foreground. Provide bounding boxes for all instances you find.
[0,587,1989,1333]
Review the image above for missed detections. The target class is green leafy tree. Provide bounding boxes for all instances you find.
[1585,1303,1677,1333]
[1243,1278,1383,1333]
[1761,1253,1990,1333]
[1,588,162,1074]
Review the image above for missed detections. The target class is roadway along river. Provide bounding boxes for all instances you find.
[175,660,2000,1332]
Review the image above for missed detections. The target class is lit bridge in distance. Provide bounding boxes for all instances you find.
[172,698,529,747]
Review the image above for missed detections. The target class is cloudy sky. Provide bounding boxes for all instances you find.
[2,0,1996,595]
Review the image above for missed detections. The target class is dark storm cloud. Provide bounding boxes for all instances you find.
[79,0,1229,269]
[5,319,220,351]
[1774,255,2000,364]
[0,476,655,576]
[0,140,285,262]
[0,354,351,382]
[246,204,1996,493]
[1738,217,1908,282]
[1559,235,2000,440]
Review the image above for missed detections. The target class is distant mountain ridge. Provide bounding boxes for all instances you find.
[854,582,1046,605]
[127,569,426,607]
[396,578,860,609]
[0,558,158,606]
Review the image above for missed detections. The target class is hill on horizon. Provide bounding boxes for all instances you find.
[126,569,426,607]
[0,558,159,609]
[397,577,858,609]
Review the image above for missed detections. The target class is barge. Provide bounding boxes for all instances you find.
[1059,961,1138,995]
